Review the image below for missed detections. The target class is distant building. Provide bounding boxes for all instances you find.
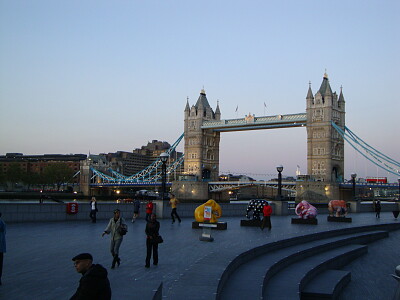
[104,151,154,176]
[102,140,184,177]
[0,153,86,184]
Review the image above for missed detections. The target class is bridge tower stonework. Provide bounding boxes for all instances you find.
[183,89,221,181]
[172,89,220,200]
[298,73,346,202]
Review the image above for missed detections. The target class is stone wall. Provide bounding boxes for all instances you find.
[1,200,398,223]
[0,201,249,223]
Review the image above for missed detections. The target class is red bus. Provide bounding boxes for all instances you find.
[366,177,387,184]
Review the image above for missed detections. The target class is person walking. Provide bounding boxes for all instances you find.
[102,209,127,269]
[0,213,6,285]
[145,200,154,222]
[375,200,381,218]
[145,213,160,268]
[169,194,181,224]
[132,199,140,223]
[89,197,98,223]
[70,253,111,300]
[261,201,273,230]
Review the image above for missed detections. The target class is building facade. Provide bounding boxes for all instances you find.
[0,153,86,185]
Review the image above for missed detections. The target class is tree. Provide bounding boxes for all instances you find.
[42,163,74,191]
[4,163,24,190]
[23,171,42,191]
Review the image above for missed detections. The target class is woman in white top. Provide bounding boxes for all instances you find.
[89,197,98,223]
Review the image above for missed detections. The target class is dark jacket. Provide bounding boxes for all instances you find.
[145,220,160,240]
[133,199,140,211]
[70,264,111,300]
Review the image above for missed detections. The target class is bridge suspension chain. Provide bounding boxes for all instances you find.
[90,133,185,183]
[332,122,400,176]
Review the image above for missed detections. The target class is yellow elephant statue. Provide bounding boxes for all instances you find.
[194,199,222,223]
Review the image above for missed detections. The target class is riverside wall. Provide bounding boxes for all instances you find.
[0,201,398,223]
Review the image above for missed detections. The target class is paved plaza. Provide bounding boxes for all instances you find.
[0,212,399,300]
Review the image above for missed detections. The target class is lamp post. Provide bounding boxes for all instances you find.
[160,152,169,200]
[351,173,357,201]
[276,165,283,201]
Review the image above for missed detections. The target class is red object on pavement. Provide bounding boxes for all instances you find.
[66,202,79,214]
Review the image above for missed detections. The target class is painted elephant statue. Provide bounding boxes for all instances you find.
[246,199,268,220]
[328,200,348,217]
[194,199,222,223]
[295,200,317,219]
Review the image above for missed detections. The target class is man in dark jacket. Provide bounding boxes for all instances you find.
[70,253,111,300]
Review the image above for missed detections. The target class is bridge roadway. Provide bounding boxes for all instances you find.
[1,212,399,299]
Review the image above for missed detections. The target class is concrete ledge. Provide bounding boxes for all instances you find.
[327,216,352,222]
[240,219,262,227]
[301,269,351,300]
[299,245,367,294]
[216,224,400,299]
[192,221,227,230]
[291,218,318,225]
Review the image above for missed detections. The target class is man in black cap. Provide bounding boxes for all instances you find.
[70,253,111,300]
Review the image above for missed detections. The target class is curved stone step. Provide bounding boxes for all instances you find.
[262,244,367,300]
[301,269,351,300]
[218,231,387,300]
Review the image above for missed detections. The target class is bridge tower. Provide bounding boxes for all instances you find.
[306,72,345,183]
[298,72,346,202]
[183,89,221,181]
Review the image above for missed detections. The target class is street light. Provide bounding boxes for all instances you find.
[351,173,357,201]
[276,165,283,201]
[160,152,169,200]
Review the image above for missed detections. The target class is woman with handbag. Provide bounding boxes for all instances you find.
[102,209,127,269]
[145,213,160,268]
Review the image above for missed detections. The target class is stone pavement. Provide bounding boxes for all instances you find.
[0,212,399,300]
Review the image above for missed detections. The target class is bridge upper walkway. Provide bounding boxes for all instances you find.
[202,113,307,131]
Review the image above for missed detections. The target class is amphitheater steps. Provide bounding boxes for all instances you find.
[218,230,388,300]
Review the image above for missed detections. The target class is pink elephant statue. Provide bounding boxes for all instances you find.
[295,200,317,219]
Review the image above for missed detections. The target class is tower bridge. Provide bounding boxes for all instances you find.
[83,72,399,202]
[177,72,346,202]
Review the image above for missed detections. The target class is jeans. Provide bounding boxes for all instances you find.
[110,238,123,256]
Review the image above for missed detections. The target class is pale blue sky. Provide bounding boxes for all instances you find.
[0,1,399,182]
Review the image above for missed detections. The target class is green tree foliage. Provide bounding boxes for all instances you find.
[42,163,74,191]
[1,163,24,190]
[23,172,42,189]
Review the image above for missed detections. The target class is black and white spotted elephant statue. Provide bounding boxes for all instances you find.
[246,199,268,220]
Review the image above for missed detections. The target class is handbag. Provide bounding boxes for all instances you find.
[154,235,163,244]
[118,224,128,236]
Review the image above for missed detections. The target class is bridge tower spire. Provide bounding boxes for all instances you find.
[183,89,221,181]
[306,72,345,183]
